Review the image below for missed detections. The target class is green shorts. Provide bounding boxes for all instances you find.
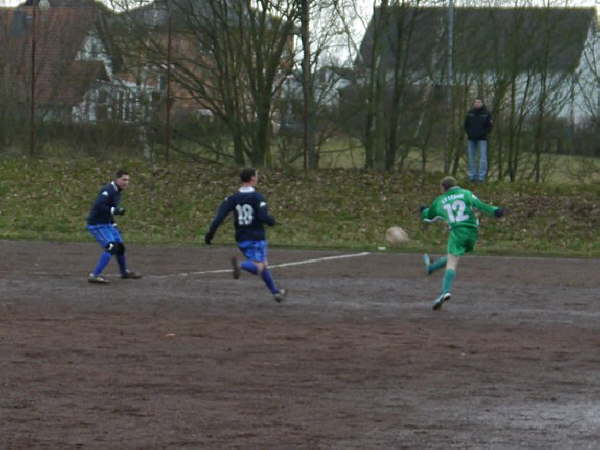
[447,226,478,256]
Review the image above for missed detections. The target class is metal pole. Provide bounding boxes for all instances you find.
[165,11,172,162]
[448,0,454,89]
[300,0,309,170]
[30,1,37,157]
[445,0,454,172]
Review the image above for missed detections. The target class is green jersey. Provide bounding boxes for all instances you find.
[421,186,499,230]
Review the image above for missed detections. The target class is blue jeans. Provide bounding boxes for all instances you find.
[467,140,488,181]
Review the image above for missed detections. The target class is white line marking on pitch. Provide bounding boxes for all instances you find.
[147,252,371,279]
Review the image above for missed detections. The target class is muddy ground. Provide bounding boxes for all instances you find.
[1,240,599,449]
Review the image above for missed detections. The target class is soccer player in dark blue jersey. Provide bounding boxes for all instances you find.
[204,168,286,303]
[86,170,142,284]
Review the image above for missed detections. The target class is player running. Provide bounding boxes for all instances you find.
[86,170,142,284]
[420,176,504,310]
[204,168,286,303]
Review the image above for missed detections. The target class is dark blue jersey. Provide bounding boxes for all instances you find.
[208,187,275,242]
[86,182,122,225]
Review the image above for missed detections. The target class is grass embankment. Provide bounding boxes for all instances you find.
[0,157,599,257]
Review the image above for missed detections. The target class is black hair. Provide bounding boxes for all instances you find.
[115,169,129,179]
[240,168,256,183]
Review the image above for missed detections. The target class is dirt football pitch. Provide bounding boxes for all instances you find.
[1,240,600,449]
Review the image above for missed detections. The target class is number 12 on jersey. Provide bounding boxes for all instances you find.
[443,200,468,223]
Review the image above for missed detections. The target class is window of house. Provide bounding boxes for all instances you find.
[114,91,123,121]
[90,41,99,58]
[124,92,131,121]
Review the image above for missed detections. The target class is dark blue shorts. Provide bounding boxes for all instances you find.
[87,224,123,249]
[238,240,268,262]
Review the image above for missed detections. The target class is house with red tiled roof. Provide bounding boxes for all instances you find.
[0,0,159,123]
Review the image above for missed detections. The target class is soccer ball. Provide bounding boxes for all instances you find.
[385,226,409,246]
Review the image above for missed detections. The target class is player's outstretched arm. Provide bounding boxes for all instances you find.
[205,198,232,244]
[470,192,501,217]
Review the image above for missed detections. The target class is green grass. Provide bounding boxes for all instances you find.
[0,156,599,257]
[314,137,600,184]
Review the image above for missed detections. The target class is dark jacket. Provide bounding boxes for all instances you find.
[87,182,122,225]
[464,106,493,141]
[207,186,275,242]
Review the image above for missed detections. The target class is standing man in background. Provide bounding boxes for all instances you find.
[86,170,142,284]
[204,168,286,303]
[464,98,493,183]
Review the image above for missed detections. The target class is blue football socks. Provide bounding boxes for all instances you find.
[116,254,128,276]
[240,260,278,294]
[261,269,278,294]
[93,251,112,276]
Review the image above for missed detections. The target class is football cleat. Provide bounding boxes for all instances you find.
[231,256,241,280]
[432,292,451,311]
[423,254,431,275]
[88,273,109,284]
[121,270,142,279]
[273,289,287,303]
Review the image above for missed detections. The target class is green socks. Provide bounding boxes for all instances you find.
[441,269,456,294]
[428,256,448,274]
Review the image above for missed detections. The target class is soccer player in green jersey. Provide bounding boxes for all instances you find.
[420,176,505,310]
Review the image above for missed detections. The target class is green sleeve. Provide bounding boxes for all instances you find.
[469,192,498,217]
[421,199,444,222]
[420,206,431,221]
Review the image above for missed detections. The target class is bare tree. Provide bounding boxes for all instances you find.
[109,0,299,167]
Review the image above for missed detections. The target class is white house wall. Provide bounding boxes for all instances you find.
[573,27,600,124]
[71,31,160,124]
[72,82,156,123]
[77,32,113,77]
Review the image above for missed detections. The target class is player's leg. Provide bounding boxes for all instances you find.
[432,228,476,310]
[423,254,447,274]
[432,253,458,310]
[432,230,463,309]
[255,241,286,302]
[236,241,285,302]
[87,225,113,283]
[109,226,127,276]
[107,225,141,279]
[261,262,286,303]
[440,253,459,295]
[432,254,460,311]
[237,241,259,275]
[237,241,270,277]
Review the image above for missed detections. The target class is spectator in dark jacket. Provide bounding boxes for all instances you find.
[464,99,493,182]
